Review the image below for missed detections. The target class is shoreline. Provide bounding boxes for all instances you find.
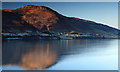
[2,36,119,40]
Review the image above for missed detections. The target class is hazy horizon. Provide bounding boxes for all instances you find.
[2,2,118,29]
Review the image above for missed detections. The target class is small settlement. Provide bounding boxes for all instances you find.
[1,31,118,40]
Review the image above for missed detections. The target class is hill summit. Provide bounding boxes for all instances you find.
[2,5,119,36]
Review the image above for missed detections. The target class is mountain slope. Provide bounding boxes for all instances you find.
[2,5,119,36]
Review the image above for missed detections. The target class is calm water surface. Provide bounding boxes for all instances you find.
[2,39,118,70]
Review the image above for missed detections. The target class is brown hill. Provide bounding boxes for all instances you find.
[2,5,119,36]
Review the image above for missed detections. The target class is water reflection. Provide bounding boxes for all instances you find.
[3,40,58,70]
[2,39,117,70]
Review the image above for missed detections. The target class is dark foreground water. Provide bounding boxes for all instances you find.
[2,39,118,70]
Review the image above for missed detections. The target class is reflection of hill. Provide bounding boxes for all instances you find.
[3,40,58,70]
[20,44,57,69]
[2,39,112,70]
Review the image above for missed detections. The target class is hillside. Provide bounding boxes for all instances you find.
[2,5,119,37]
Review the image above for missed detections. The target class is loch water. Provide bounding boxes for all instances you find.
[2,39,118,70]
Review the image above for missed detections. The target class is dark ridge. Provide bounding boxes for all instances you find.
[2,5,120,36]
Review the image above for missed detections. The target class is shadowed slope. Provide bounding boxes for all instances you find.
[2,5,119,36]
